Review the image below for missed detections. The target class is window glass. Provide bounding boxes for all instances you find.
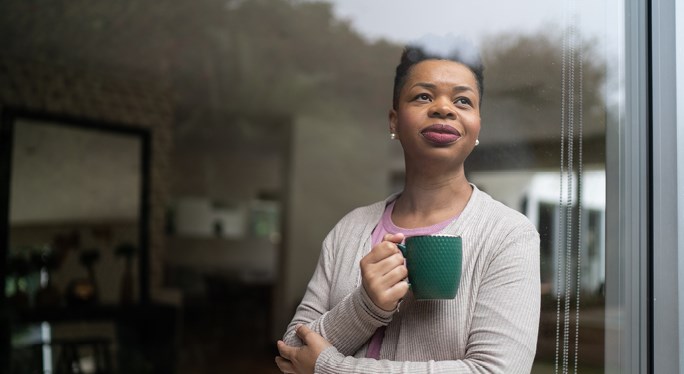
[0,0,623,372]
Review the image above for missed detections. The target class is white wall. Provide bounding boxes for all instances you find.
[275,114,389,338]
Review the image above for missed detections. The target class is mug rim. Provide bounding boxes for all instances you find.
[407,234,461,239]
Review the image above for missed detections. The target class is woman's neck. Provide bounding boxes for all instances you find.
[392,168,473,229]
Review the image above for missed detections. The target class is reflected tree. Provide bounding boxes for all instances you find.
[481,31,606,148]
[0,0,606,151]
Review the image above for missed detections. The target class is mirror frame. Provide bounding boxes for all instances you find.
[0,106,152,306]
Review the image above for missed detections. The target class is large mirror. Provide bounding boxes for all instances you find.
[1,110,153,363]
[0,110,152,372]
[2,110,150,309]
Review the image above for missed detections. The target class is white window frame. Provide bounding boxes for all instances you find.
[651,0,681,372]
[605,0,650,372]
[611,0,683,372]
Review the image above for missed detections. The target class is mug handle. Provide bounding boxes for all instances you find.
[396,243,411,288]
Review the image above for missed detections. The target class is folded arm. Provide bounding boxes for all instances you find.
[283,232,398,355]
[310,228,541,374]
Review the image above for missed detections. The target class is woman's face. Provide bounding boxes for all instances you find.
[389,59,481,166]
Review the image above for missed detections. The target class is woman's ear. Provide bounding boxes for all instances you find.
[388,109,398,135]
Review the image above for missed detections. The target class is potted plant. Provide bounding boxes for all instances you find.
[66,248,100,306]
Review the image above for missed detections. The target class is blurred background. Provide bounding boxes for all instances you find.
[0,0,616,373]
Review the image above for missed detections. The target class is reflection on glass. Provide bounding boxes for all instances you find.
[8,119,142,307]
[7,118,144,372]
[0,0,621,371]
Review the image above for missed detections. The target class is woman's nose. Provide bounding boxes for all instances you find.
[428,99,456,119]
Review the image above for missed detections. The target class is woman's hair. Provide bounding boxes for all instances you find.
[392,41,484,109]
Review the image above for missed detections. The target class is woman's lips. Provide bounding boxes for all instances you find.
[420,124,461,145]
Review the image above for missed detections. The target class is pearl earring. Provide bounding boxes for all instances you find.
[390,133,397,140]
[475,139,480,146]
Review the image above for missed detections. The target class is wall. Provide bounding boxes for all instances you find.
[275,114,390,336]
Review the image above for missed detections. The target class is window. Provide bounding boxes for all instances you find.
[3,0,676,372]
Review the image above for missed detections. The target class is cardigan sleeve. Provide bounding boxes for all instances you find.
[282,226,397,356]
[313,227,541,374]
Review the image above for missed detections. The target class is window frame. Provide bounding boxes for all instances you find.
[605,0,651,372]
[609,0,681,372]
[650,0,681,372]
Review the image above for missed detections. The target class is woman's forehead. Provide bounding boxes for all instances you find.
[405,60,478,89]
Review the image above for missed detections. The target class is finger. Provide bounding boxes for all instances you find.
[295,324,314,344]
[386,279,410,300]
[383,232,405,243]
[361,253,405,291]
[367,278,409,311]
[370,241,399,260]
[277,340,293,360]
[363,241,400,265]
[369,262,408,294]
[370,252,406,278]
[275,356,295,373]
[381,262,409,285]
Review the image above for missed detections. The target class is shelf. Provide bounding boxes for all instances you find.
[165,236,277,282]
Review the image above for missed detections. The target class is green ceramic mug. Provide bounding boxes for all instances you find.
[397,235,462,300]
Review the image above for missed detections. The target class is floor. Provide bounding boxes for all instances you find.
[176,281,281,374]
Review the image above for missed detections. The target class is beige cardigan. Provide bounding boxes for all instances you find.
[283,186,540,373]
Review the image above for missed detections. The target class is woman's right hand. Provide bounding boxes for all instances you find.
[360,233,409,311]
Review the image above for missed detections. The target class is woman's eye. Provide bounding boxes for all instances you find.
[415,94,431,101]
[455,98,471,106]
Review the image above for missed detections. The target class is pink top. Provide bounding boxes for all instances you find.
[365,200,460,359]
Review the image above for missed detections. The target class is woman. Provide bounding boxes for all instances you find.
[275,42,540,374]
